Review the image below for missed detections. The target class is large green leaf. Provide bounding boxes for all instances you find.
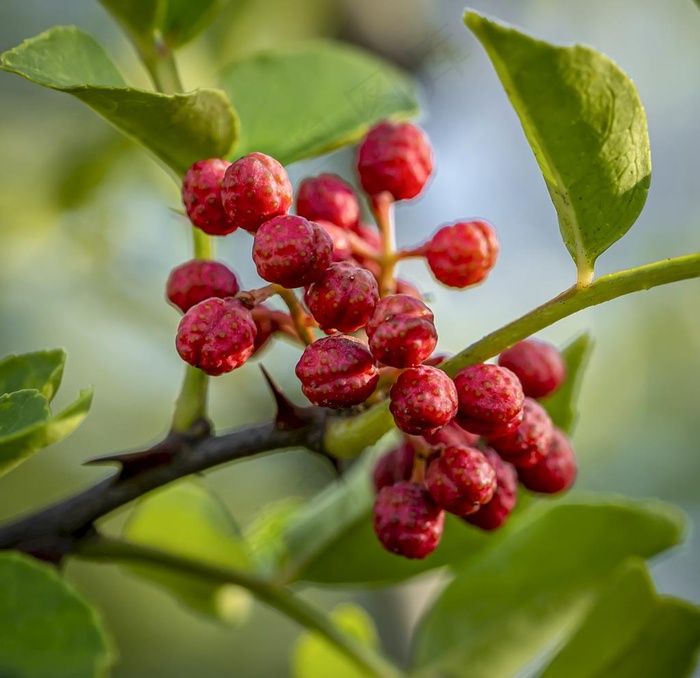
[540,560,700,678]
[0,349,66,401]
[540,334,594,434]
[100,0,220,51]
[412,495,685,677]
[0,551,114,678]
[0,27,237,176]
[464,12,651,283]
[293,603,379,678]
[124,480,253,624]
[220,41,418,165]
[0,387,93,479]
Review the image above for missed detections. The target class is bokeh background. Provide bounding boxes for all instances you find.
[1,0,699,675]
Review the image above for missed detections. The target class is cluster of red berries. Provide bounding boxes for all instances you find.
[167,119,577,559]
[373,339,577,559]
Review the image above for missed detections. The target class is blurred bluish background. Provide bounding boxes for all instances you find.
[0,0,698,675]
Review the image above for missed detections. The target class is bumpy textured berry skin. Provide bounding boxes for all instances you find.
[498,339,566,399]
[305,262,379,333]
[182,159,236,236]
[424,220,499,289]
[425,445,497,516]
[295,335,379,408]
[453,364,525,437]
[373,481,444,559]
[423,419,480,448]
[221,152,293,233]
[176,297,256,376]
[366,295,437,368]
[489,398,553,468]
[518,428,577,494]
[253,215,333,288]
[372,440,415,493]
[389,366,457,435]
[296,174,360,231]
[464,448,518,530]
[166,259,240,313]
[357,121,433,201]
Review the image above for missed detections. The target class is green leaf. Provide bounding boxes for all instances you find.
[293,603,379,678]
[160,0,221,48]
[124,480,253,624]
[412,495,685,677]
[540,334,594,434]
[0,551,114,678]
[220,40,418,165]
[0,27,237,176]
[100,0,220,51]
[0,349,66,401]
[540,560,700,678]
[0,387,93,479]
[464,11,651,283]
[98,0,159,50]
[243,497,304,577]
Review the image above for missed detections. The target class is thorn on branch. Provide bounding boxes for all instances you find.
[82,419,211,481]
[259,365,311,431]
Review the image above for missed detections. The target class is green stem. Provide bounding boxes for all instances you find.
[76,536,403,678]
[323,252,700,457]
[142,37,185,94]
[193,226,214,260]
[442,252,700,376]
[171,366,209,432]
[142,38,215,432]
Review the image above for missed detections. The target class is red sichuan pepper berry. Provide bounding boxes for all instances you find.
[365,294,438,368]
[166,259,240,313]
[221,152,293,233]
[175,297,256,376]
[296,174,360,231]
[394,278,423,300]
[373,481,444,559]
[488,397,553,468]
[305,262,379,334]
[316,221,354,262]
[295,335,379,408]
[181,158,236,236]
[425,445,497,517]
[518,427,577,494]
[253,215,333,288]
[389,365,457,435]
[423,220,499,289]
[464,448,518,530]
[453,363,525,437]
[249,305,278,356]
[498,339,566,399]
[357,121,434,200]
[372,440,415,493]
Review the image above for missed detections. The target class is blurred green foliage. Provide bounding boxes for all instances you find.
[0,0,698,676]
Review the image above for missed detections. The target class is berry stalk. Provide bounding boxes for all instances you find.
[372,192,398,297]
[275,286,316,346]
